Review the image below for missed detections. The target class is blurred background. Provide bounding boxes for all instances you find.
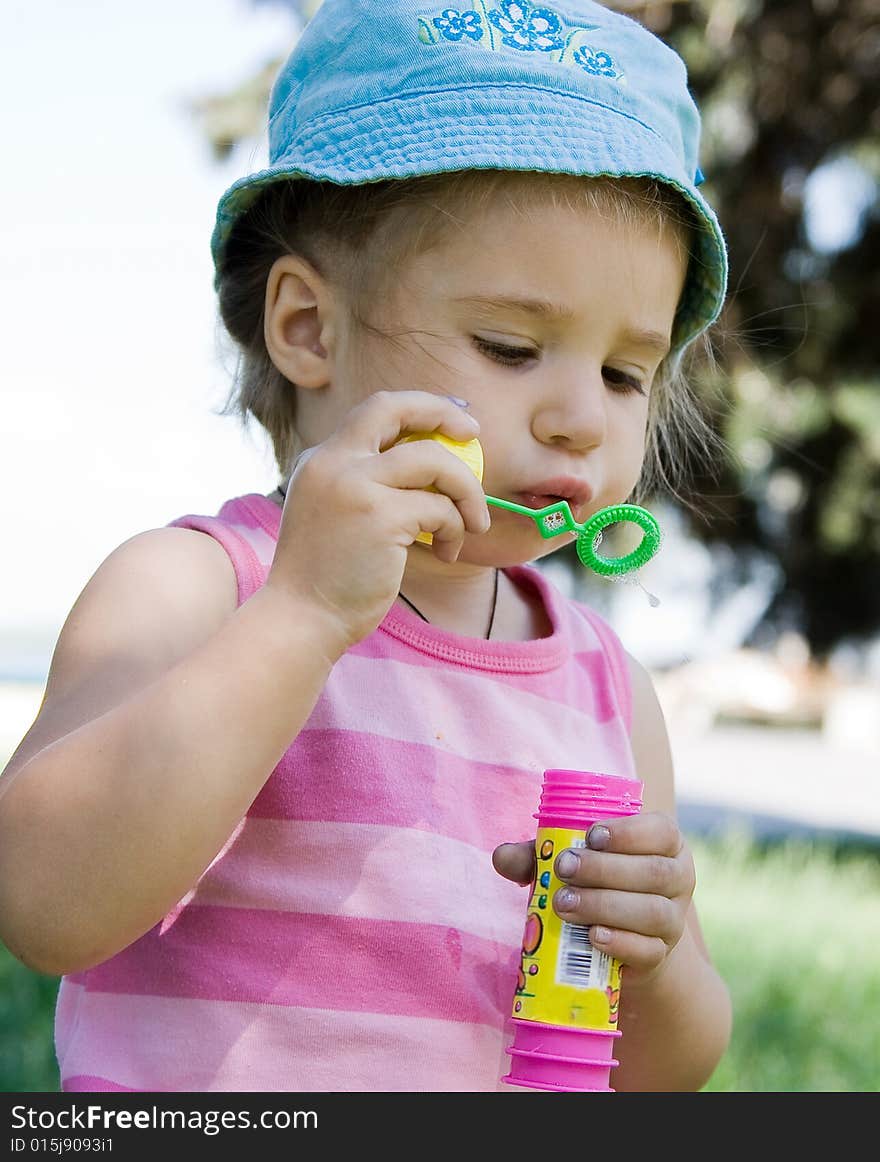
[2,0,878,1092]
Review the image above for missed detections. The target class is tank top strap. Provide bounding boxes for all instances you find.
[569,600,633,733]
[167,493,280,607]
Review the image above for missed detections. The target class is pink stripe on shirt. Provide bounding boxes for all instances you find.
[69,908,518,1025]
[64,1076,136,1093]
[252,730,542,842]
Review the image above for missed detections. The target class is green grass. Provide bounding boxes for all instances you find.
[2,831,879,1092]
[693,831,880,1092]
[1,947,60,1092]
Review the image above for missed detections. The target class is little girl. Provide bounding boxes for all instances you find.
[0,0,732,1091]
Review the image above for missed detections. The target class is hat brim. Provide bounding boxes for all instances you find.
[212,85,726,350]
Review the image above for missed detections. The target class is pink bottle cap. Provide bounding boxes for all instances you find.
[536,769,643,828]
[502,1019,621,1092]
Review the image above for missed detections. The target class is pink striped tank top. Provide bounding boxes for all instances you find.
[55,493,636,1092]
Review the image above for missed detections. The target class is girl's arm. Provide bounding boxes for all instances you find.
[0,394,486,979]
[0,526,347,977]
[610,654,732,1091]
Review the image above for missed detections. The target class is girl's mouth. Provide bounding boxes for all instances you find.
[509,478,593,523]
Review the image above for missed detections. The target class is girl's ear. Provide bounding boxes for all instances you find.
[264,254,337,388]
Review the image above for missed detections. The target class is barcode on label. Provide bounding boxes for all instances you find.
[557,921,612,989]
[554,834,612,988]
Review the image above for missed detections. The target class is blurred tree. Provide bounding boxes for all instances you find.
[635,0,880,662]
[192,0,880,661]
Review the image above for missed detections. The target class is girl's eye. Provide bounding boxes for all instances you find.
[603,367,646,396]
[473,337,537,366]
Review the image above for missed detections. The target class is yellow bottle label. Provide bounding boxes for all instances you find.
[511,826,622,1030]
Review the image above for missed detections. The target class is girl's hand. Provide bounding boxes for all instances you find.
[264,390,491,653]
[492,811,696,986]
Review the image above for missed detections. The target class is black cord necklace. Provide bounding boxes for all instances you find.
[398,567,500,640]
[276,481,500,640]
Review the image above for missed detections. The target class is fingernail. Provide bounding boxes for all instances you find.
[588,825,611,850]
[591,926,611,946]
[556,887,579,912]
[446,394,471,408]
[555,850,579,879]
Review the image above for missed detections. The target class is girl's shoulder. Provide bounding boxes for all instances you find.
[168,492,281,605]
[2,525,238,781]
[49,522,241,682]
[69,519,240,647]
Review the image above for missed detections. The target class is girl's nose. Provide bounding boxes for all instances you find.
[530,372,607,451]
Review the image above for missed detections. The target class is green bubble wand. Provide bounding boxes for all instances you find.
[396,432,663,600]
[485,495,661,592]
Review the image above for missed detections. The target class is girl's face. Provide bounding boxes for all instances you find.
[338,195,687,567]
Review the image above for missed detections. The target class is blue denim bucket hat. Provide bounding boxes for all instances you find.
[212,0,727,350]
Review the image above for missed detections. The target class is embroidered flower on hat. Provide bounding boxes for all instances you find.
[573,45,616,76]
[433,7,484,41]
[419,2,622,81]
[488,2,564,52]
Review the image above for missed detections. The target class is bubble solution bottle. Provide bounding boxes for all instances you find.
[502,769,643,1093]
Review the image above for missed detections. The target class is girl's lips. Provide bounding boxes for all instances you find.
[510,478,593,522]
[515,494,567,509]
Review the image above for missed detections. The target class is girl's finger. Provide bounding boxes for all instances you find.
[375,439,490,535]
[554,886,680,944]
[554,847,691,900]
[337,389,481,453]
[492,842,536,887]
[583,811,684,858]
[393,490,467,561]
[587,926,667,975]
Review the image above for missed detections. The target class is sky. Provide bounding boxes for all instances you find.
[1,0,300,666]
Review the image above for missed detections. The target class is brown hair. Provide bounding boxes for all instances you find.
[215,170,721,503]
